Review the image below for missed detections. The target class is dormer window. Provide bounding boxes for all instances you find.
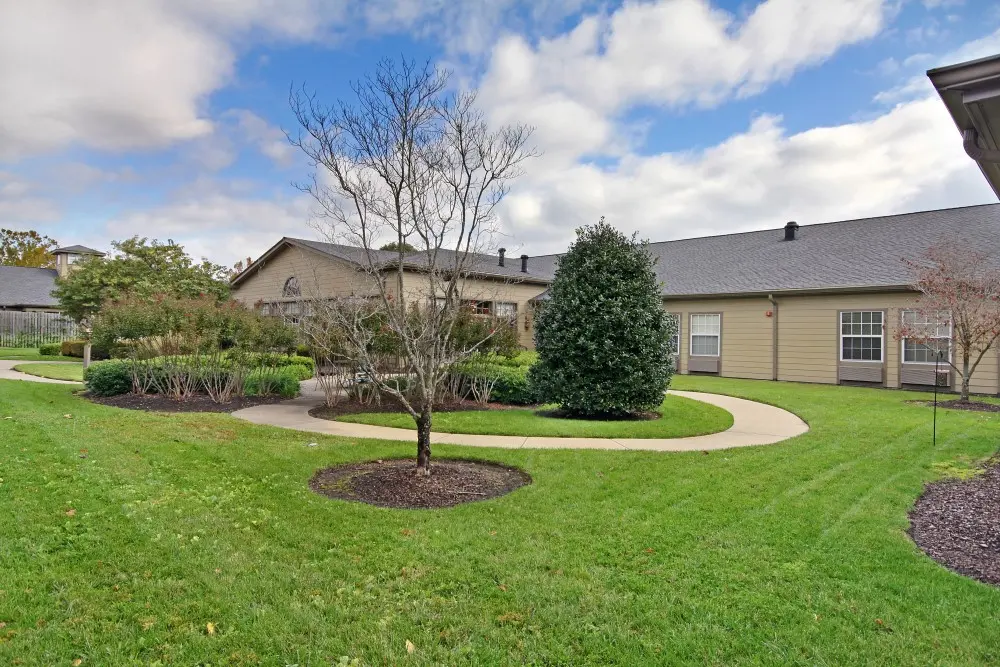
[282,277,301,298]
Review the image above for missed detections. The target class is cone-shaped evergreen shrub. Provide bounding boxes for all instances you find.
[528,219,675,417]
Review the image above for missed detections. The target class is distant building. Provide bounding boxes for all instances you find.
[0,245,104,312]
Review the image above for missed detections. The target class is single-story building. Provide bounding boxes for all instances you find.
[0,245,104,312]
[230,203,1000,395]
[231,53,1000,395]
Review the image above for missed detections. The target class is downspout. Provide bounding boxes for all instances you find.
[963,128,1000,162]
[769,293,778,381]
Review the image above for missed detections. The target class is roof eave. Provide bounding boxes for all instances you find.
[928,54,1000,199]
[661,284,916,300]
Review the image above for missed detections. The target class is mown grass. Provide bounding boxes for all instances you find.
[11,362,84,382]
[0,347,77,362]
[336,393,733,438]
[0,376,999,665]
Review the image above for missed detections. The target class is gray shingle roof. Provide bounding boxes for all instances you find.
[533,203,1000,298]
[52,245,104,256]
[0,267,59,307]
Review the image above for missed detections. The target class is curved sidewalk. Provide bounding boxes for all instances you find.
[232,386,809,452]
[0,360,82,385]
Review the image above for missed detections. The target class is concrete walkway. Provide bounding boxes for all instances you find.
[0,360,82,385]
[232,381,809,452]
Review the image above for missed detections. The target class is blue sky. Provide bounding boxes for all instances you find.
[1,0,999,266]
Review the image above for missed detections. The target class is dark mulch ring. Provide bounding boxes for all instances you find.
[909,458,1000,586]
[84,392,288,414]
[309,397,537,420]
[309,458,532,509]
[908,399,1000,413]
[534,407,659,421]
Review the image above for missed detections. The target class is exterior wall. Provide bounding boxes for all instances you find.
[398,272,547,349]
[231,245,378,306]
[665,291,999,395]
[664,297,774,380]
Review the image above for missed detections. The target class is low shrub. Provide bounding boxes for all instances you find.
[38,343,62,356]
[84,360,132,397]
[283,363,314,381]
[245,367,301,398]
[295,343,311,357]
[60,340,110,360]
[450,360,536,405]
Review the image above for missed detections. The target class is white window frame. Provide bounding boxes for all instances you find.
[689,313,721,357]
[666,312,680,355]
[495,301,517,323]
[840,311,884,362]
[901,310,952,365]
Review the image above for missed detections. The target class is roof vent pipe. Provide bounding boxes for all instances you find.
[498,248,506,267]
[520,254,529,273]
[784,221,799,241]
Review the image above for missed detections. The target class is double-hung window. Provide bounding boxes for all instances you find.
[690,314,721,356]
[901,310,951,363]
[841,311,883,361]
[495,302,517,324]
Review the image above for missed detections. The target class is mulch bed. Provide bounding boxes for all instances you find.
[908,399,1000,413]
[909,458,1000,586]
[84,392,288,414]
[309,458,532,509]
[309,397,535,420]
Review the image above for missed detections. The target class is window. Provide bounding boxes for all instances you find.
[666,313,680,355]
[902,310,951,363]
[259,303,272,316]
[840,311,883,361]
[495,302,517,323]
[690,314,720,356]
[465,300,492,315]
[282,277,301,298]
[67,254,81,264]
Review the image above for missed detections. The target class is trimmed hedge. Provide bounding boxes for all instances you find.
[452,361,536,405]
[38,343,62,356]
[245,367,301,398]
[60,340,111,360]
[84,360,132,397]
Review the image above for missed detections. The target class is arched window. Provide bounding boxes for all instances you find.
[282,276,301,297]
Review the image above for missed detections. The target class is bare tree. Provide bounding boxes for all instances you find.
[289,58,536,475]
[899,241,1000,401]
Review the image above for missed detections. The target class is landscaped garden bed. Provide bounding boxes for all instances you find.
[87,391,289,413]
[909,457,1000,586]
[310,458,532,508]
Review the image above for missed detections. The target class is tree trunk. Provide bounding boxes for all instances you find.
[961,352,971,402]
[415,406,432,476]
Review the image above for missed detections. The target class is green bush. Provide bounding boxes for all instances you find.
[84,360,132,396]
[451,361,536,405]
[38,343,62,356]
[529,220,675,417]
[245,367,301,398]
[283,363,314,381]
[295,344,311,357]
[60,340,110,360]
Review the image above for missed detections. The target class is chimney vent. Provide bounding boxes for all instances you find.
[520,254,529,273]
[783,221,799,241]
[498,248,506,267]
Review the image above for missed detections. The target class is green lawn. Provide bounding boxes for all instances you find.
[12,362,84,382]
[1,377,999,665]
[0,347,77,362]
[337,393,733,437]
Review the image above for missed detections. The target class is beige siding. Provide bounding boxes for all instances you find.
[231,245,377,305]
[398,272,547,348]
[665,297,774,380]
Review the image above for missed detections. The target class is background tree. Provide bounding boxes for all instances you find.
[529,219,675,417]
[290,58,535,475]
[53,237,231,322]
[1,228,58,268]
[899,241,1000,401]
[379,240,417,253]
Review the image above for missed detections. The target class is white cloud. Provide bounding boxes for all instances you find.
[226,111,298,168]
[0,172,61,227]
[481,0,891,160]
[104,189,314,265]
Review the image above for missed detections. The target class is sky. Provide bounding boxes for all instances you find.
[2,0,1000,267]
